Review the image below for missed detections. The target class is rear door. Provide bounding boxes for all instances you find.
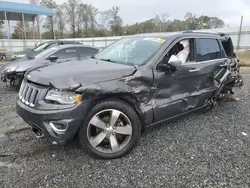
[194,38,229,93]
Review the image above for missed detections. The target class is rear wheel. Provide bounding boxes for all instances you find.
[78,100,141,159]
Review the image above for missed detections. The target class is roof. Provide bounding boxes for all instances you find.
[41,40,81,44]
[56,44,100,49]
[133,31,225,39]
[0,1,54,21]
[133,32,181,39]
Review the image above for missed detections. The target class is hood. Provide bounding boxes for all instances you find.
[27,58,137,89]
[3,58,47,73]
[13,50,39,59]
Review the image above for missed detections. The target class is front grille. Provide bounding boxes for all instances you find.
[19,81,40,107]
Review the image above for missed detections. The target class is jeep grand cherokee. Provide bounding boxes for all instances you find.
[16,32,243,159]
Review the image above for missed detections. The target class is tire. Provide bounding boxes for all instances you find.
[78,100,141,159]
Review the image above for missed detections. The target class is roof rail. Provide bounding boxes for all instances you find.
[183,30,227,36]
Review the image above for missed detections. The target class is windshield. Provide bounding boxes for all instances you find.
[94,37,166,65]
[34,47,58,59]
[33,43,50,52]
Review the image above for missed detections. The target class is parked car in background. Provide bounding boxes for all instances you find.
[16,32,243,159]
[1,44,99,86]
[11,40,82,60]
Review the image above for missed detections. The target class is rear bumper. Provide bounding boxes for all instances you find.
[16,99,90,144]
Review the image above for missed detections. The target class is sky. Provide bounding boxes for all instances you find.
[6,0,250,26]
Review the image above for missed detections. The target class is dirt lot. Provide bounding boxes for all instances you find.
[0,62,250,188]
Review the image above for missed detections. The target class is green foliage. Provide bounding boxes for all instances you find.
[39,0,226,39]
[40,0,57,34]
[42,31,54,39]
[109,6,123,36]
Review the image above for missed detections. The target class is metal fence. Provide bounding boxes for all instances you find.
[1,26,250,53]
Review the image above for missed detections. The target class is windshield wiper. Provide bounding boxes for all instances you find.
[99,58,117,63]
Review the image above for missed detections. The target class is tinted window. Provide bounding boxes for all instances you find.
[51,48,77,59]
[79,47,99,57]
[47,43,58,48]
[197,39,221,62]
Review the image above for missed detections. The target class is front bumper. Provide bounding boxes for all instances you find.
[16,99,90,144]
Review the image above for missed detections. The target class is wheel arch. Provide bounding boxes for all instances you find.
[88,93,146,131]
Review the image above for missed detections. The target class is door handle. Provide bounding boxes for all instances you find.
[189,68,200,72]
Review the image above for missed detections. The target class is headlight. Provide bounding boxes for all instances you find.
[45,89,82,104]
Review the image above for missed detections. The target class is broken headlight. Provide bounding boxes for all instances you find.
[45,89,82,105]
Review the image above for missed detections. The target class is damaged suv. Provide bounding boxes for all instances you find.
[16,32,243,159]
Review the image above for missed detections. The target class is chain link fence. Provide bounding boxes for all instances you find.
[0,26,250,53]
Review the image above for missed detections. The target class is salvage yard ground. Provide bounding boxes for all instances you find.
[0,61,250,187]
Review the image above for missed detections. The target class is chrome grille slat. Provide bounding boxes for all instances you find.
[19,82,25,99]
[19,81,41,108]
[29,88,36,106]
[20,84,27,99]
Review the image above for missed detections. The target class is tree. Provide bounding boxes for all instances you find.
[184,12,199,30]
[55,5,66,38]
[12,22,35,39]
[40,0,57,38]
[98,10,111,37]
[166,19,185,32]
[64,0,79,38]
[89,5,98,35]
[0,20,4,39]
[209,17,225,29]
[160,13,169,32]
[140,19,155,33]
[109,6,123,36]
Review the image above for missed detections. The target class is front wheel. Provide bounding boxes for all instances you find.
[78,100,141,159]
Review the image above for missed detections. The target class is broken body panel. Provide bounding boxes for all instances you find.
[16,32,243,144]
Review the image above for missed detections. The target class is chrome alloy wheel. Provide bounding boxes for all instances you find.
[87,109,133,153]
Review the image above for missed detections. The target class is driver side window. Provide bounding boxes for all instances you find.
[163,38,195,64]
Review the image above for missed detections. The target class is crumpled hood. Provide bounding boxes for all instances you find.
[3,58,46,73]
[27,58,137,89]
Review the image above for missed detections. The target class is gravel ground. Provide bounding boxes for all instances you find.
[0,62,250,188]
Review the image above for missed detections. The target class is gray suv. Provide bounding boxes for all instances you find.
[16,31,243,159]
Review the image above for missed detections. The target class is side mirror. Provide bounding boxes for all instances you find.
[48,56,58,62]
[168,55,182,69]
[158,63,171,71]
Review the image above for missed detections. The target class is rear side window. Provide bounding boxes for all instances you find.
[52,48,77,59]
[196,39,221,62]
[79,47,99,57]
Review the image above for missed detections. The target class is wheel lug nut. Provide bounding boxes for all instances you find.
[113,126,116,129]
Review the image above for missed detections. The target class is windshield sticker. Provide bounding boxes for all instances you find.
[143,37,166,44]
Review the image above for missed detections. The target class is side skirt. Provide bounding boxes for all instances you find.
[145,104,208,129]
